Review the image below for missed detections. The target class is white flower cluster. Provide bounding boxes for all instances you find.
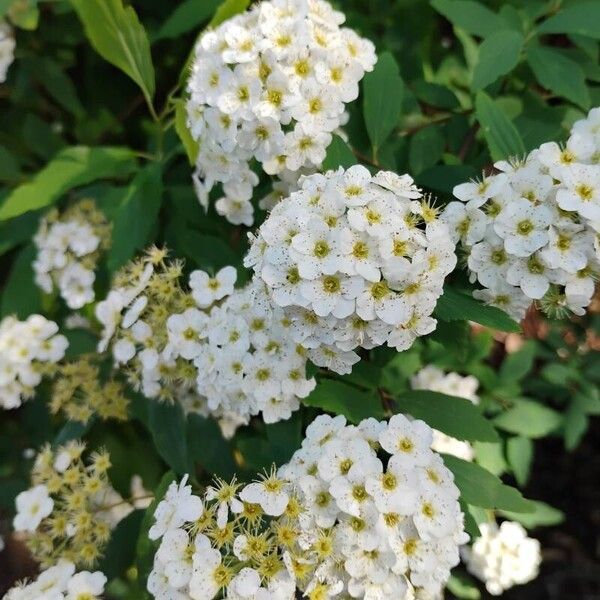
[0,315,68,409]
[280,414,469,599]
[33,200,111,309]
[191,277,316,425]
[3,560,106,600]
[411,366,479,461]
[443,107,600,320]
[96,249,315,427]
[246,167,457,374]
[462,520,541,596]
[187,0,376,225]
[0,21,15,83]
[146,415,467,600]
[147,474,298,600]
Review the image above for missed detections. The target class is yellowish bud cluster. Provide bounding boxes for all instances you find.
[112,248,200,402]
[27,442,117,568]
[50,357,129,423]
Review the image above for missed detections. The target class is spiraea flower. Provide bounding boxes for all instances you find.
[146,473,298,600]
[411,366,480,461]
[245,167,457,374]
[50,356,129,424]
[186,0,376,225]
[2,560,107,600]
[13,442,131,568]
[0,314,68,410]
[280,414,469,599]
[148,415,467,599]
[0,21,15,83]
[462,520,541,596]
[443,106,600,320]
[33,199,112,310]
[95,248,315,428]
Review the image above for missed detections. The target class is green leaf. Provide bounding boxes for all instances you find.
[431,0,509,37]
[506,436,533,486]
[64,329,98,359]
[412,81,459,110]
[472,30,524,90]
[303,379,384,424]
[210,0,251,27]
[53,418,95,448]
[147,401,189,474]
[70,0,155,107]
[156,0,221,40]
[474,441,507,476]
[394,390,499,443]
[31,58,84,117]
[538,2,600,39]
[500,500,565,528]
[174,99,199,166]
[322,135,357,170]
[135,471,174,593]
[99,509,144,579]
[435,287,521,332]
[0,245,42,319]
[444,454,535,513]
[563,402,587,450]
[475,91,526,161]
[107,164,163,272]
[362,52,404,155]
[415,165,478,194]
[187,414,237,479]
[494,398,562,438]
[0,145,19,183]
[408,125,445,174]
[500,341,536,382]
[461,501,482,538]
[0,146,136,221]
[527,46,590,109]
[175,229,239,271]
[0,211,41,257]
[447,573,481,599]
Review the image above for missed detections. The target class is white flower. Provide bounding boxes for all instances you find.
[463,520,541,595]
[166,308,209,360]
[190,266,237,308]
[0,21,15,83]
[66,571,107,599]
[33,200,109,308]
[494,199,553,257]
[449,107,600,320]
[556,163,600,222]
[379,415,433,467]
[240,472,290,516]
[13,484,54,532]
[187,0,375,225]
[0,315,67,410]
[248,168,455,373]
[149,476,204,541]
[188,537,226,600]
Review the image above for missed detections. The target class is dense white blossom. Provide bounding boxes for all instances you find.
[280,414,469,599]
[444,107,600,320]
[246,167,457,373]
[2,560,106,600]
[0,21,15,83]
[411,366,479,461]
[187,0,376,225]
[147,415,467,600]
[0,315,68,409]
[33,200,111,309]
[96,250,315,428]
[462,520,541,595]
